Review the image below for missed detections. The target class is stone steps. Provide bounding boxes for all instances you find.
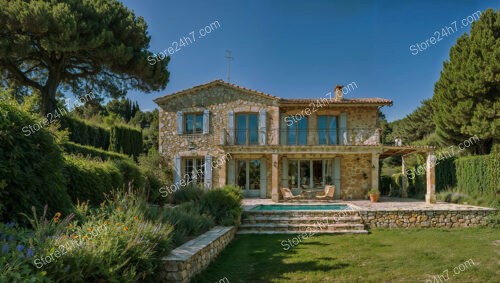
[239,209,368,234]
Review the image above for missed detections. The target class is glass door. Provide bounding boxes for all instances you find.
[237,159,261,197]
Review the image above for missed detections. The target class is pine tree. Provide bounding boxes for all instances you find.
[433,8,499,154]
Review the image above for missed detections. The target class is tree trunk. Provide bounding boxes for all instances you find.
[41,74,59,116]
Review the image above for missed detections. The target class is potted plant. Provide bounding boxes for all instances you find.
[368,188,380,203]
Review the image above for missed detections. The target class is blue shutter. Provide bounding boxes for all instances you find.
[204,155,212,189]
[334,157,341,199]
[176,111,183,135]
[260,158,267,198]
[339,112,347,145]
[174,155,181,185]
[203,110,209,134]
[227,158,235,184]
[280,113,286,145]
[259,109,267,145]
[227,111,235,145]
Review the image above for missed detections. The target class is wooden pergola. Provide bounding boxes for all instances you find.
[380,145,436,204]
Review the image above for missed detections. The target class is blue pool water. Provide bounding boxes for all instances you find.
[250,204,352,211]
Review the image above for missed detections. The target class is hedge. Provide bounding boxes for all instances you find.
[435,157,457,191]
[0,102,73,223]
[61,116,143,158]
[109,125,143,158]
[455,153,499,197]
[60,116,110,150]
[63,155,145,205]
[62,142,131,161]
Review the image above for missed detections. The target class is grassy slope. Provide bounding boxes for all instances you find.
[193,229,499,283]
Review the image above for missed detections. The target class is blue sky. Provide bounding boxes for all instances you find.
[120,0,497,122]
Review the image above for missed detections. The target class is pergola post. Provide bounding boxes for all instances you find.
[371,152,379,191]
[425,150,436,204]
[271,154,279,202]
[401,155,408,198]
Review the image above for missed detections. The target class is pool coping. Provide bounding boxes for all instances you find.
[244,203,362,212]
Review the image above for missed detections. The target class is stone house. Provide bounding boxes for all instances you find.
[154,80,436,202]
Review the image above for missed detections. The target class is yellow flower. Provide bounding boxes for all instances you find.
[69,223,73,228]
[73,235,79,240]
[104,221,109,225]
[88,227,93,232]
[54,212,62,218]
[134,216,139,221]
[53,218,60,223]
[117,207,122,211]
[123,226,129,231]
[83,235,89,240]
[116,223,121,226]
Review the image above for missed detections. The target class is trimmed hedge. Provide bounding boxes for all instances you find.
[63,155,144,205]
[455,153,499,197]
[62,141,131,161]
[436,157,457,191]
[0,102,73,223]
[109,125,143,158]
[61,117,143,158]
[60,116,110,150]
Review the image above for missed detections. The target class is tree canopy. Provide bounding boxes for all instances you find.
[433,8,499,154]
[0,0,169,115]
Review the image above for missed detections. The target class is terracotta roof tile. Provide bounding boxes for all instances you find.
[154,80,392,106]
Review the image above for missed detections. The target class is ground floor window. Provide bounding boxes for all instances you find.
[288,159,335,190]
[237,159,260,190]
[183,158,205,184]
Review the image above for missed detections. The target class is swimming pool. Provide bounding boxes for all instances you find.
[250,204,352,211]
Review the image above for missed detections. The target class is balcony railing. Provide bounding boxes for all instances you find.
[218,128,381,146]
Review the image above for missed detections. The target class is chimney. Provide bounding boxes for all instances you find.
[334,85,344,101]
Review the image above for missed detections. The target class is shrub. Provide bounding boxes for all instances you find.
[138,150,171,205]
[111,159,145,189]
[0,102,73,223]
[171,184,205,204]
[455,153,499,198]
[109,125,143,158]
[62,141,131,161]
[199,185,243,226]
[60,116,110,150]
[152,202,214,247]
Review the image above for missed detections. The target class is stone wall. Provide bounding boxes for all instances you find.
[158,226,237,283]
[359,209,497,228]
[341,154,372,199]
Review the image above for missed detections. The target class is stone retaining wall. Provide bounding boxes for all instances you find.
[158,226,237,283]
[359,209,497,228]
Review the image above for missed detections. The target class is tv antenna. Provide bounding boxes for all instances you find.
[225,50,233,82]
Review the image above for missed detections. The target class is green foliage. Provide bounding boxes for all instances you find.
[138,150,171,205]
[106,98,139,123]
[435,157,457,191]
[387,99,435,145]
[0,222,47,282]
[63,155,124,205]
[109,125,143,158]
[433,9,499,154]
[172,184,205,204]
[455,152,499,198]
[0,102,73,223]
[0,0,170,115]
[151,202,214,247]
[10,190,174,282]
[199,185,243,226]
[62,141,131,161]
[111,159,145,189]
[60,116,110,150]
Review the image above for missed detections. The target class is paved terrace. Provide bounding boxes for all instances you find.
[243,197,496,211]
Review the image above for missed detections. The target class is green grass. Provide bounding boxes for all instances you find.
[193,229,499,283]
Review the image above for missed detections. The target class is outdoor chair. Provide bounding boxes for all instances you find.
[316,185,335,199]
[280,187,302,201]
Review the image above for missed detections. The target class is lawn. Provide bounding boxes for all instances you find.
[193,228,499,283]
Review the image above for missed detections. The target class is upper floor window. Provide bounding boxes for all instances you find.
[287,116,308,145]
[236,113,259,145]
[184,113,203,134]
[318,115,338,145]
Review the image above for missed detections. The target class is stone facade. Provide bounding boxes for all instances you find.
[155,80,392,201]
[359,210,497,228]
[158,226,237,283]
